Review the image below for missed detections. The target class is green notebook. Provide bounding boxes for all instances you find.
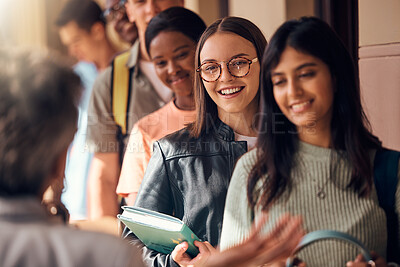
[118,206,200,257]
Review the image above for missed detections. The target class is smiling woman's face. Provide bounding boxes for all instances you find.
[199,32,260,118]
[149,31,196,96]
[271,46,334,133]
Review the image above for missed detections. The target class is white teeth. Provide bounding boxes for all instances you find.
[171,77,183,83]
[220,87,242,95]
[291,101,310,112]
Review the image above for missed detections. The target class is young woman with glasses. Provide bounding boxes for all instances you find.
[125,15,304,267]
[219,17,400,266]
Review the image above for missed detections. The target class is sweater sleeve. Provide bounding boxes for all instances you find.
[219,151,255,251]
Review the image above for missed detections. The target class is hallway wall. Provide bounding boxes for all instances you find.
[228,0,314,40]
[0,0,47,48]
[359,0,400,150]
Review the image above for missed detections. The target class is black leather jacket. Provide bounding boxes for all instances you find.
[124,119,248,267]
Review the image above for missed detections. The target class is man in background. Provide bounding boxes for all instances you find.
[55,0,118,220]
[104,0,138,45]
[57,0,117,71]
[86,0,184,219]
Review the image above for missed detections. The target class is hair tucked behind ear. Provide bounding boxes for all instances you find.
[248,17,381,210]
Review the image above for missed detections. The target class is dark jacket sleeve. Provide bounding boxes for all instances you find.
[123,141,179,267]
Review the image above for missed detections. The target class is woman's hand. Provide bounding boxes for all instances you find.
[171,213,304,267]
[210,213,304,267]
[171,240,217,267]
[346,252,387,267]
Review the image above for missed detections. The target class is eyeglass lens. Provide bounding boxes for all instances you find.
[104,2,125,21]
[200,57,251,82]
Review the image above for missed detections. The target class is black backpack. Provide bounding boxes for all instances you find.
[374,148,400,263]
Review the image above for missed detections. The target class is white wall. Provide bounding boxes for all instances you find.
[228,0,314,41]
[229,0,286,40]
[359,0,400,46]
[359,0,400,150]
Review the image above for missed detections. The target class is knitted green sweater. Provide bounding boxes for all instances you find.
[220,142,400,267]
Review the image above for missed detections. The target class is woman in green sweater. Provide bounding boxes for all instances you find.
[220,17,400,267]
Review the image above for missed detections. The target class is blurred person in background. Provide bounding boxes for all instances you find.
[57,0,117,71]
[86,0,184,219]
[104,0,138,45]
[55,0,119,221]
[0,48,144,267]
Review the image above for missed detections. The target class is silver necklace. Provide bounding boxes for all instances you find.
[314,178,330,199]
[315,157,338,199]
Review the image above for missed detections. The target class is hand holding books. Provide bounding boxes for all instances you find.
[118,206,201,257]
[171,213,304,267]
[118,207,305,267]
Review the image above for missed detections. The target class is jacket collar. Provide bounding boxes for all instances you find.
[212,118,235,141]
[126,40,140,69]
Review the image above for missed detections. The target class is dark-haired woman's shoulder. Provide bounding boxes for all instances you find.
[236,148,259,174]
[225,149,260,202]
[219,149,258,251]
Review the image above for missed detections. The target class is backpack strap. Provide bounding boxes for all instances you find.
[373,148,400,263]
[111,51,132,136]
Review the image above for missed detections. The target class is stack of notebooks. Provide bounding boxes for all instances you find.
[118,206,200,257]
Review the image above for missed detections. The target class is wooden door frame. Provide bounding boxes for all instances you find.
[315,0,359,73]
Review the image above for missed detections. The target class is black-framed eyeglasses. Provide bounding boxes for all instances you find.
[196,57,258,82]
[103,0,127,21]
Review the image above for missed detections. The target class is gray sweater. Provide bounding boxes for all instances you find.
[220,142,400,267]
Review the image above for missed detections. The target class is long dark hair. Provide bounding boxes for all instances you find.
[145,7,206,56]
[188,16,267,137]
[248,17,381,209]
